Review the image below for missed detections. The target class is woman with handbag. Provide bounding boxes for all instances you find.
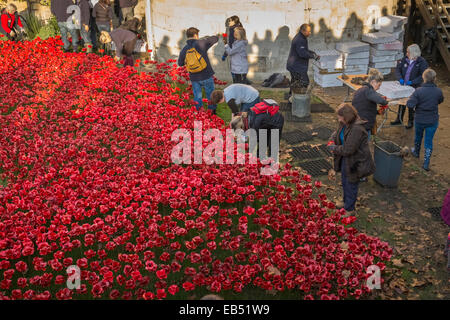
[328,103,376,215]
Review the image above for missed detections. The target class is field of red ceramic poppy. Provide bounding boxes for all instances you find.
[0,37,393,300]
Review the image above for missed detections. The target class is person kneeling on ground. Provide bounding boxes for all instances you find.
[406,68,444,171]
[99,29,137,67]
[0,4,25,41]
[230,99,284,159]
[210,83,260,115]
[328,103,375,215]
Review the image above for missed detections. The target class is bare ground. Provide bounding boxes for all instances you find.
[261,63,450,300]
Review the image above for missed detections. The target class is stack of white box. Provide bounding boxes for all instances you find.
[336,41,370,76]
[377,81,415,99]
[312,49,344,87]
[364,15,408,75]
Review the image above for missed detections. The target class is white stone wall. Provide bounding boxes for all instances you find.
[147,0,396,80]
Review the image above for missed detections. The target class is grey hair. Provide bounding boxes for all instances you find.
[407,44,421,60]
[422,68,436,83]
[367,68,384,83]
[6,3,17,13]
[230,115,244,131]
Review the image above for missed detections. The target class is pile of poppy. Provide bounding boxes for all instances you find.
[0,37,392,300]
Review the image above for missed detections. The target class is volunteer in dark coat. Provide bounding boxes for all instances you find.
[286,24,319,96]
[51,0,79,52]
[392,43,429,128]
[178,27,218,113]
[406,68,444,171]
[352,68,389,138]
[328,103,375,214]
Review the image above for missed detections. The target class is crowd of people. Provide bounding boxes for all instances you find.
[1,5,448,269]
[50,0,140,63]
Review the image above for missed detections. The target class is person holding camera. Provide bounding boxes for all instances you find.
[223,27,249,84]
[286,24,320,98]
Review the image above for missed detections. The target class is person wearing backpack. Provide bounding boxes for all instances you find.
[0,4,25,41]
[223,27,248,84]
[178,27,219,113]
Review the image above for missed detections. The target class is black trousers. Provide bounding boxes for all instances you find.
[232,73,248,84]
[289,71,309,94]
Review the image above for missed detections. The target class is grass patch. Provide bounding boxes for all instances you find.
[401,268,414,282]
[311,95,325,104]
[216,102,232,124]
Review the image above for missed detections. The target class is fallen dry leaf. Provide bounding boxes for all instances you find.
[392,259,404,267]
[411,278,429,288]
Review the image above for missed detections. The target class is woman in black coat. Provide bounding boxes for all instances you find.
[392,44,429,128]
[351,68,389,138]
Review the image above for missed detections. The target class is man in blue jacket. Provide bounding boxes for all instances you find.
[286,24,319,96]
[178,27,219,114]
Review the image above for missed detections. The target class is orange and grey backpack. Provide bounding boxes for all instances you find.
[184,45,207,73]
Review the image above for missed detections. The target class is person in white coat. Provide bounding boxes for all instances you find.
[224,27,249,84]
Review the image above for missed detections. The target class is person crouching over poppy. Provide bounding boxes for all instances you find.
[230,99,284,160]
[0,4,25,41]
[99,29,137,67]
[328,103,375,215]
[210,83,260,115]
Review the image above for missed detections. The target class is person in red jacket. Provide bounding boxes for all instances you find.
[0,4,24,41]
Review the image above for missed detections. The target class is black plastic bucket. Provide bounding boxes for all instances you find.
[373,141,404,188]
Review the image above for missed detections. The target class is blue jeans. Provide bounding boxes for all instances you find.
[367,129,371,141]
[80,26,92,46]
[341,158,359,211]
[57,22,79,50]
[415,121,438,150]
[191,77,216,111]
[96,23,111,33]
[241,96,260,112]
